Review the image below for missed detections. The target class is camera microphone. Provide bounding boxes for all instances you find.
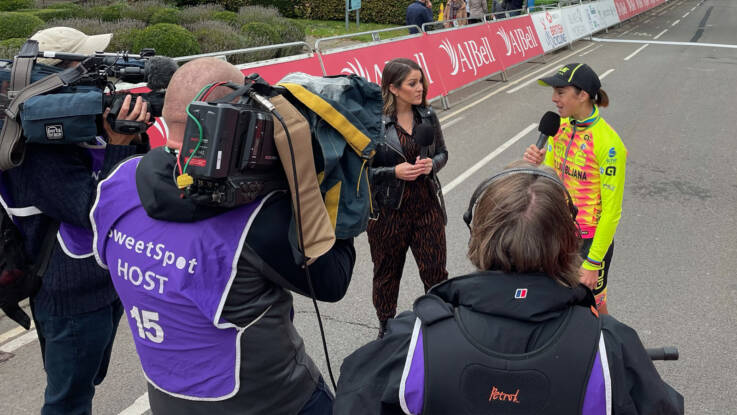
[413,122,434,159]
[145,56,178,91]
[536,111,560,149]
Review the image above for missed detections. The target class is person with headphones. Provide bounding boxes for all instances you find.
[523,63,626,315]
[334,161,683,415]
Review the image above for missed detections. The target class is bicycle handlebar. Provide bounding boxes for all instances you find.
[646,347,679,361]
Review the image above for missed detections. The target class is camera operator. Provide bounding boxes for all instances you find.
[334,162,683,415]
[0,27,150,414]
[90,58,356,414]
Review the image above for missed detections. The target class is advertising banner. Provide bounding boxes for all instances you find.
[562,5,594,41]
[614,0,665,21]
[238,54,324,85]
[597,0,622,28]
[422,24,505,93]
[585,3,605,33]
[320,37,446,100]
[488,16,545,69]
[530,9,569,52]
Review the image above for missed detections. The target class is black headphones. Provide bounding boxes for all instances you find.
[462,167,578,230]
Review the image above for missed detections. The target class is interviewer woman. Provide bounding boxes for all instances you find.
[367,58,448,339]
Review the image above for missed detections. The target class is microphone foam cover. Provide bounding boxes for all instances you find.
[413,122,435,147]
[538,111,561,137]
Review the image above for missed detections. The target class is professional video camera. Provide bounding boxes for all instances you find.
[0,39,177,169]
[178,75,285,208]
[178,72,382,240]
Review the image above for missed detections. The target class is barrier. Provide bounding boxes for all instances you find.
[422,23,505,95]
[489,16,545,69]
[114,0,669,147]
[317,33,447,101]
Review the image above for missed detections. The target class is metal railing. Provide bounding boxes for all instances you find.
[171,41,313,64]
[314,25,421,53]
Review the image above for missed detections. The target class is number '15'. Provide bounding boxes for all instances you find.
[130,306,164,343]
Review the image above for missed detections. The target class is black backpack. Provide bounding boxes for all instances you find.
[0,208,57,329]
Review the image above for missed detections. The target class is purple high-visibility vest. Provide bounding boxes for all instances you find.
[57,139,106,258]
[91,156,271,400]
[0,139,105,258]
[400,296,611,415]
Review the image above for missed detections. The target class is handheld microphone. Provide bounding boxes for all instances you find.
[536,111,560,149]
[413,123,435,159]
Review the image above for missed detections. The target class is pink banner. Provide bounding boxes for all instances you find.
[487,17,544,69]
[422,24,506,93]
[614,0,665,21]
[239,54,324,85]
[320,37,446,100]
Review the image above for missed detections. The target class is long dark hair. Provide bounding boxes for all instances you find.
[381,58,429,116]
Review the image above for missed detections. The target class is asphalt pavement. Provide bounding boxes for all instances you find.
[1,0,735,413]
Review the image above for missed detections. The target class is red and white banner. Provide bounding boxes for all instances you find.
[614,0,665,21]
[238,54,324,85]
[320,37,446,100]
[423,24,505,93]
[489,16,545,69]
[530,9,570,52]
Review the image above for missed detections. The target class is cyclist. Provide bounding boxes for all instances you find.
[524,63,626,315]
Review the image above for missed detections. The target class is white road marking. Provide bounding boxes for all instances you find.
[0,330,37,353]
[654,29,668,39]
[671,19,680,26]
[438,43,594,123]
[0,323,33,344]
[443,124,537,195]
[580,45,603,56]
[599,69,615,80]
[118,393,150,415]
[682,12,690,18]
[624,44,649,61]
[593,37,737,49]
[441,116,465,129]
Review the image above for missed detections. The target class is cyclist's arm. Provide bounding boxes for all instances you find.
[583,131,626,270]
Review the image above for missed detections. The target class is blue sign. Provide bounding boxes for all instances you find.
[347,0,361,11]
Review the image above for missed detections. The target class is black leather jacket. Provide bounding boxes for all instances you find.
[369,106,448,223]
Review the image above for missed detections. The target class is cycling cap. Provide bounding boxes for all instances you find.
[538,63,601,99]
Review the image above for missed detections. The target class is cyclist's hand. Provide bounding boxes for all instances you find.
[579,267,598,290]
[523,144,546,165]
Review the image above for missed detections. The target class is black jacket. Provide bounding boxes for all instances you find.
[2,142,143,316]
[407,0,434,34]
[334,272,684,415]
[369,106,448,223]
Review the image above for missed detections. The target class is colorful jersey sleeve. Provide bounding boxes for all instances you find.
[583,121,626,270]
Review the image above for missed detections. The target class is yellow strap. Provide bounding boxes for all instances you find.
[278,83,375,158]
[324,181,341,230]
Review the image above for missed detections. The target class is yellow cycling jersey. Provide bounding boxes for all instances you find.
[543,106,627,270]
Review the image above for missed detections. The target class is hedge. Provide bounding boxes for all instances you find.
[0,37,25,59]
[22,7,77,21]
[0,0,32,12]
[132,23,200,57]
[150,7,181,25]
[0,12,44,40]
